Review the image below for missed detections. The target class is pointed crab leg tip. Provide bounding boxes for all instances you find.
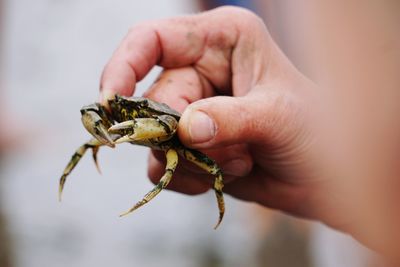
[119,211,132,217]
[213,215,224,230]
[94,163,102,174]
[58,185,64,202]
[119,205,141,217]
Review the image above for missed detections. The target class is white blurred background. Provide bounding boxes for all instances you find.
[0,1,379,267]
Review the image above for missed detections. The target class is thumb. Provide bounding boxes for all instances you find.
[178,95,273,149]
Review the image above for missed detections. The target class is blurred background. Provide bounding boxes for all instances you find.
[0,0,384,266]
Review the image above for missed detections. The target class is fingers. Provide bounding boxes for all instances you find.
[100,19,201,100]
[100,6,271,103]
[152,142,252,177]
[148,142,253,195]
[99,10,223,101]
[223,166,313,218]
[148,152,210,195]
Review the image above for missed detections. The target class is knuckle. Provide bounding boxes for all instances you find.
[215,6,264,27]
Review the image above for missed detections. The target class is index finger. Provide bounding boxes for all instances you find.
[99,6,247,102]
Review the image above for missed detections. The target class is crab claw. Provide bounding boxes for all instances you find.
[114,135,133,144]
[108,121,135,132]
[81,110,115,148]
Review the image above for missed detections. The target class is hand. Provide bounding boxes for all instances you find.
[99,6,386,252]
[100,6,331,224]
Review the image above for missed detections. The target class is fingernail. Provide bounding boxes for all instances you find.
[188,111,215,144]
[223,159,250,177]
[99,88,115,104]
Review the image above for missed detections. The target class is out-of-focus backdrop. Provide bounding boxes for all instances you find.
[0,1,380,267]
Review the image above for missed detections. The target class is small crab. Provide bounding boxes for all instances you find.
[58,95,225,228]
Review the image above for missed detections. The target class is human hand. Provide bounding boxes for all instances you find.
[97,5,400,260]
[99,6,332,223]
[100,6,353,242]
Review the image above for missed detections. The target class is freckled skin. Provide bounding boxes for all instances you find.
[58,95,225,229]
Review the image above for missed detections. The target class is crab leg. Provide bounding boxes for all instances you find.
[119,148,178,217]
[178,148,225,229]
[58,138,103,201]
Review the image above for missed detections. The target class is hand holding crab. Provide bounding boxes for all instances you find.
[57,3,400,260]
[99,6,321,224]
[60,7,322,232]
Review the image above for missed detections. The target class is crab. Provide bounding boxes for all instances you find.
[58,95,225,229]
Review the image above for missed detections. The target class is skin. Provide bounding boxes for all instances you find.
[99,6,400,258]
